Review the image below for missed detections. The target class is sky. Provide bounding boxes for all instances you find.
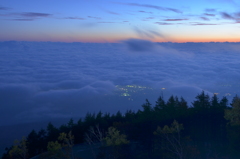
[1,0,240,42]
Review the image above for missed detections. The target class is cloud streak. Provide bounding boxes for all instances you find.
[98,21,115,23]
[88,16,101,19]
[204,13,215,16]
[133,27,165,39]
[64,17,85,20]
[139,10,153,14]
[205,9,216,12]
[11,18,34,21]
[220,11,240,22]
[164,19,188,21]
[155,22,175,25]
[20,12,52,18]
[200,17,210,21]
[0,6,10,10]
[191,22,218,25]
[0,12,52,21]
[115,2,182,13]
[221,12,235,19]
[105,10,119,15]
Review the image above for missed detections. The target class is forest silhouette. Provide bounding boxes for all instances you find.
[2,91,240,159]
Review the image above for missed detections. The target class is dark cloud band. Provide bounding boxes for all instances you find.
[115,2,182,13]
[20,12,52,18]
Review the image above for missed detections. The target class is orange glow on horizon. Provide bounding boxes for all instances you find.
[152,36,240,43]
[65,37,240,43]
[2,35,240,43]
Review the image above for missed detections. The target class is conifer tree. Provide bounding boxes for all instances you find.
[225,96,240,126]
[192,91,210,109]
[154,96,166,111]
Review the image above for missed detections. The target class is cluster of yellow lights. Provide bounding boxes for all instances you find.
[116,85,150,97]
[121,93,130,97]
[117,85,237,99]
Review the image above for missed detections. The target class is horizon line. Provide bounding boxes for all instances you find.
[1,39,240,43]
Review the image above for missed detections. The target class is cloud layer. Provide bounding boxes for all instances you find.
[1,41,240,125]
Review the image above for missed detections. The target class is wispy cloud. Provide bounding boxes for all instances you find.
[142,17,155,21]
[11,18,34,21]
[221,12,234,20]
[167,8,182,13]
[134,27,154,38]
[20,12,52,18]
[98,21,115,23]
[200,17,210,21]
[115,2,182,13]
[148,30,164,38]
[155,22,174,25]
[133,27,164,39]
[0,12,52,21]
[220,12,240,23]
[0,13,10,17]
[164,19,188,21]
[88,16,101,19]
[191,22,218,25]
[0,6,10,10]
[205,9,216,12]
[146,17,154,19]
[0,12,52,18]
[139,10,153,14]
[64,17,85,20]
[217,12,240,24]
[122,38,157,52]
[235,12,240,17]
[204,13,215,16]
[105,10,119,15]
[100,8,119,15]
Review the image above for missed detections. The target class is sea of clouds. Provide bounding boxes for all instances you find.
[1,40,240,126]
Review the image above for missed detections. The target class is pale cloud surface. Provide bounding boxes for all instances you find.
[1,0,240,42]
[1,41,240,126]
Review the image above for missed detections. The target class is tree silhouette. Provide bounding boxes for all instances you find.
[154,120,184,159]
[9,137,28,159]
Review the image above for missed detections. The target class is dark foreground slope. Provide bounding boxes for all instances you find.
[3,92,240,159]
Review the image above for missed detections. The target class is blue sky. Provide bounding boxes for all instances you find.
[1,0,240,42]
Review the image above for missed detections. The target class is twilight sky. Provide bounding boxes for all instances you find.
[1,0,240,42]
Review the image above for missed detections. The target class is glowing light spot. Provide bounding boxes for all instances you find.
[225,93,231,96]
[121,93,130,96]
